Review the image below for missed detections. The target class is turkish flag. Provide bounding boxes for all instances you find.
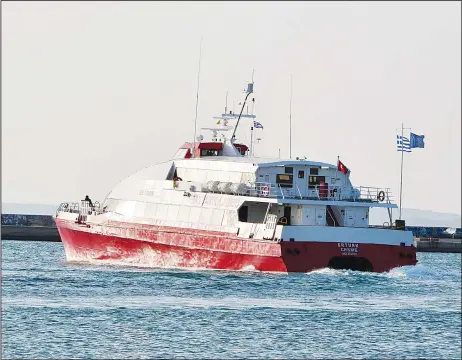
[338,159,349,175]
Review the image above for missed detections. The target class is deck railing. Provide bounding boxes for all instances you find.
[246,183,393,203]
[57,201,105,216]
[200,180,392,203]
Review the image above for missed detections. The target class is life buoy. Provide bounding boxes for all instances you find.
[278,217,288,225]
[378,190,385,202]
[262,185,270,196]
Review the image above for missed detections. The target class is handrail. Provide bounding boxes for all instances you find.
[57,201,105,216]
[259,183,392,203]
[295,183,302,199]
[202,181,394,203]
[278,184,285,199]
[326,206,337,226]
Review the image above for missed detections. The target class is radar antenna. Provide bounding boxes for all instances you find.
[231,75,254,142]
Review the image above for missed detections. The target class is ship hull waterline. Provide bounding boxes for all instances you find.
[55,218,417,273]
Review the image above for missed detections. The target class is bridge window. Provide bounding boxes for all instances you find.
[310,168,319,175]
[201,149,223,157]
[298,170,304,179]
[285,167,293,174]
[309,176,325,189]
[276,174,293,188]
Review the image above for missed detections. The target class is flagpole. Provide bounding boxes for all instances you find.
[399,122,404,220]
[335,155,339,179]
[335,155,339,199]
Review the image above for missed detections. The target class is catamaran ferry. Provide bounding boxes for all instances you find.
[54,82,417,272]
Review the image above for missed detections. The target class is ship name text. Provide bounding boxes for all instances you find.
[338,242,359,256]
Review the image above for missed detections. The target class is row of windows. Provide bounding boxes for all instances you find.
[275,174,327,189]
[284,167,319,175]
[277,167,321,187]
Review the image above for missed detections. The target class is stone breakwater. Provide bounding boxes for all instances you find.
[1,214,60,242]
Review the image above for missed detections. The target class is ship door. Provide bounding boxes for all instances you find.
[295,166,308,197]
[284,206,292,225]
[238,205,248,222]
[315,208,326,226]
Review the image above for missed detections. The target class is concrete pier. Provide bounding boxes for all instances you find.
[1,225,61,242]
[1,213,60,242]
[414,238,461,253]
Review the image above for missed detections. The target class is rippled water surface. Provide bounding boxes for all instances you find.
[2,240,461,359]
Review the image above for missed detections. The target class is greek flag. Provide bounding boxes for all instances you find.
[410,133,425,148]
[253,121,263,129]
[397,135,411,152]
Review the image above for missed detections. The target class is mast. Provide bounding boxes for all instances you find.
[192,37,202,158]
[231,80,254,142]
[289,74,293,159]
[399,122,404,220]
[250,80,256,157]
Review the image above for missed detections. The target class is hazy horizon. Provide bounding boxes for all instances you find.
[2,1,461,214]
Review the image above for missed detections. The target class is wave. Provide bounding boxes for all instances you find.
[4,293,460,313]
[305,263,461,282]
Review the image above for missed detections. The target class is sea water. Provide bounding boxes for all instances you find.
[2,240,461,359]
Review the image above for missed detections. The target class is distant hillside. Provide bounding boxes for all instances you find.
[370,208,461,228]
[2,202,461,228]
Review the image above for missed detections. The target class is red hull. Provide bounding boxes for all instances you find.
[55,219,417,273]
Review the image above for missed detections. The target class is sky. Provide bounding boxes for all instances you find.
[2,1,461,215]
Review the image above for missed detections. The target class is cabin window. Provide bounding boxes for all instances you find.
[310,168,319,175]
[276,174,293,188]
[298,170,304,179]
[201,149,222,157]
[309,176,325,188]
[235,147,246,156]
[285,167,293,174]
